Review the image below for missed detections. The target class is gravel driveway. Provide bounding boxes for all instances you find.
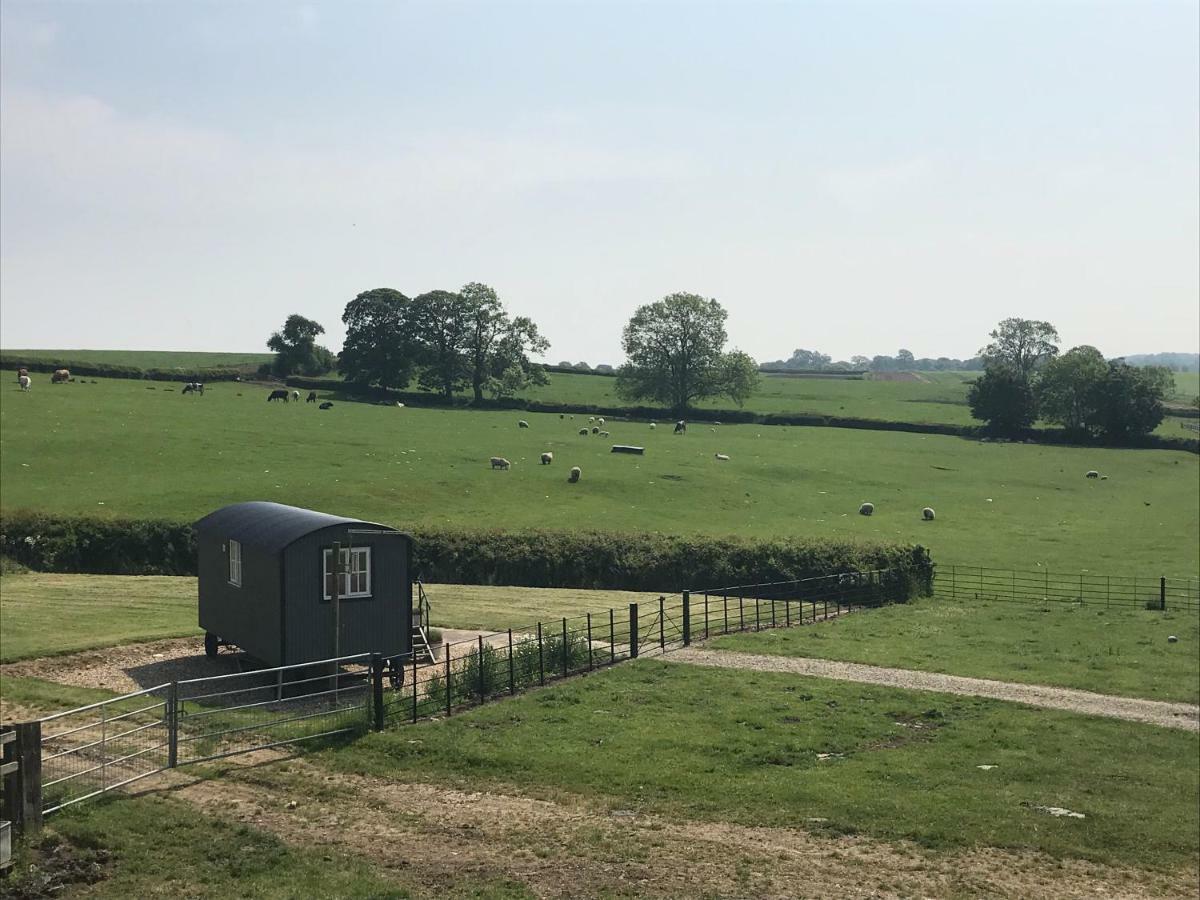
[666,648,1200,732]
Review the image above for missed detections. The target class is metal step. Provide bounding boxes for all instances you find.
[411,625,437,663]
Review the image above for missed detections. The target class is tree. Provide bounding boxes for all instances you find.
[457,282,549,402]
[896,349,915,366]
[980,318,1060,383]
[1090,363,1171,442]
[850,355,870,369]
[615,292,760,412]
[1036,345,1108,434]
[266,314,334,377]
[967,367,1037,434]
[408,290,471,399]
[338,288,415,389]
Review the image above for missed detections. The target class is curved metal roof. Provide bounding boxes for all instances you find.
[193,502,402,553]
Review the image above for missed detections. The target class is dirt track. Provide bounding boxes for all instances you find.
[666,648,1200,731]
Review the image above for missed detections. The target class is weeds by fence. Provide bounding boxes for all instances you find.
[934,565,1200,612]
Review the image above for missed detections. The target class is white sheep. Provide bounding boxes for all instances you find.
[395,402,405,408]
[597,417,605,427]
[715,453,729,461]
[588,416,595,423]
[598,430,610,437]
[291,390,301,402]
[518,420,530,429]
[1086,470,1099,479]
[859,502,874,516]
[649,422,657,430]
[579,428,589,436]
[540,452,553,465]
[490,457,511,470]
[922,507,935,521]
[568,466,581,483]
[591,426,600,434]
[18,375,31,391]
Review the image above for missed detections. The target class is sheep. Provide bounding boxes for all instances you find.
[588,416,595,423]
[540,452,553,465]
[715,453,729,461]
[649,422,657,430]
[598,431,609,437]
[597,417,605,427]
[1086,470,1100,479]
[559,414,564,419]
[291,390,301,402]
[568,466,581,483]
[518,420,530,429]
[18,375,30,391]
[859,502,874,516]
[591,426,600,435]
[490,457,512,470]
[395,401,405,408]
[922,507,935,521]
[579,428,589,436]
[1100,475,1108,480]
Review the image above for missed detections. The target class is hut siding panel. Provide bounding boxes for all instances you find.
[197,535,282,666]
[282,528,411,665]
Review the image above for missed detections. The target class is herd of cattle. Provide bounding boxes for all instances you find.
[13,370,336,409]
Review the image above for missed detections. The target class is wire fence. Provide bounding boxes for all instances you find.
[934,565,1200,612]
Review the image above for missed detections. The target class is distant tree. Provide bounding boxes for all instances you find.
[616,292,760,413]
[557,360,574,369]
[575,361,592,371]
[593,363,615,374]
[1090,363,1171,442]
[870,355,897,372]
[980,318,1060,384]
[771,348,832,370]
[1036,346,1108,434]
[967,367,1037,434]
[339,288,415,389]
[850,355,871,369]
[896,349,915,366]
[460,282,550,403]
[267,314,334,377]
[408,290,471,399]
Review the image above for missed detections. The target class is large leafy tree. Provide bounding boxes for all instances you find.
[1036,345,1108,434]
[980,318,1060,383]
[266,314,334,377]
[338,288,415,389]
[461,282,549,402]
[615,292,760,413]
[408,289,471,399]
[967,366,1037,435]
[1090,362,1171,442]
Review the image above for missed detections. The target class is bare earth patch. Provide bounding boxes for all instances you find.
[667,648,1200,732]
[142,756,1195,899]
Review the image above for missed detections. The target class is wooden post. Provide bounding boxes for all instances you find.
[2,722,42,836]
[508,630,516,694]
[755,595,760,631]
[166,682,179,767]
[682,592,691,646]
[629,604,639,659]
[704,592,710,639]
[587,614,594,670]
[1160,576,1167,611]
[739,592,745,631]
[537,623,545,685]
[785,598,791,628]
[723,594,729,634]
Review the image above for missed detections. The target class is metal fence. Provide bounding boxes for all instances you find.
[934,564,1200,612]
[12,567,912,821]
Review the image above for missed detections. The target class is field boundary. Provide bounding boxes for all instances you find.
[934,564,1200,612]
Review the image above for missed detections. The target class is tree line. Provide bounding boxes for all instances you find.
[967,318,1174,441]
[763,348,984,372]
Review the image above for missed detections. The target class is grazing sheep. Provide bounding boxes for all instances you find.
[568,466,581,483]
[1086,470,1099,479]
[1100,475,1108,480]
[588,416,595,423]
[859,502,874,516]
[715,453,729,461]
[649,422,657,430]
[579,428,589,436]
[318,401,334,410]
[291,390,301,402]
[18,375,31,391]
[597,417,605,427]
[540,452,553,465]
[490,457,512,470]
[591,426,599,434]
[922,507,935,521]
[598,431,609,437]
[395,401,405,408]
[518,420,530,429]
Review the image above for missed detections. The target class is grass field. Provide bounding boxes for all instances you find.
[1,348,272,371]
[2,374,1196,574]
[324,660,1199,871]
[710,596,1200,704]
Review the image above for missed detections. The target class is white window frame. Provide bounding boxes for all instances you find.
[322,546,371,600]
[228,539,242,587]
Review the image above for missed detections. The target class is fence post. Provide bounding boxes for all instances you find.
[1161,576,1167,611]
[704,592,709,640]
[723,593,729,634]
[658,597,666,650]
[786,597,791,628]
[537,623,545,685]
[369,656,384,731]
[587,614,594,669]
[1106,575,1111,608]
[2,722,42,836]
[951,564,956,600]
[444,647,452,717]
[1079,573,1084,605]
[754,595,760,631]
[561,618,569,676]
[739,591,744,631]
[771,595,777,629]
[411,653,418,724]
[609,609,616,664]
[508,630,516,694]
[682,592,691,646]
[166,682,179,767]
[629,603,639,658]
[477,636,486,701]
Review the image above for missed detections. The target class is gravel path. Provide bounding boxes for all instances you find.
[666,648,1200,732]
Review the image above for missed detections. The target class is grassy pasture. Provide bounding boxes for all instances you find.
[2,374,1197,574]
[325,660,1200,871]
[2,348,272,371]
[709,596,1200,704]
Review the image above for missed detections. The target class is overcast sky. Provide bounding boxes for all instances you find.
[2,1,1197,364]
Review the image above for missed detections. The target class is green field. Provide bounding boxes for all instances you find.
[1,348,272,371]
[325,660,1199,871]
[2,374,1197,574]
[710,596,1200,703]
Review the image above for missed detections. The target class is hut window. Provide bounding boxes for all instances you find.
[323,546,371,600]
[228,539,242,587]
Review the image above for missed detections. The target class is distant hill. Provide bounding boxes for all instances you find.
[1122,353,1200,372]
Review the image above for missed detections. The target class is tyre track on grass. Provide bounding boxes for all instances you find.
[666,648,1200,731]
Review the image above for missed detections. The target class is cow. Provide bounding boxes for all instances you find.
[319,401,334,410]
[16,368,28,381]
[51,369,70,384]
[268,389,290,402]
[18,375,31,391]
[291,390,301,402]
[673,420,687,434]
[306,391,318,403]
[182,382,204,396]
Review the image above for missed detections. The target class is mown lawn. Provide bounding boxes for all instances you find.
[2,375,1197,574]
[708,596,1200,704]
[323,660,1200,872]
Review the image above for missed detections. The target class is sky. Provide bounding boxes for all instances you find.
[2,1,1197,365]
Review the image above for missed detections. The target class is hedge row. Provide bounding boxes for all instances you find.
[1,357,250,383]
[0,512,934,597]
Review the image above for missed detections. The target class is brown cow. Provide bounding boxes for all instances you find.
[51,368,70,384]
